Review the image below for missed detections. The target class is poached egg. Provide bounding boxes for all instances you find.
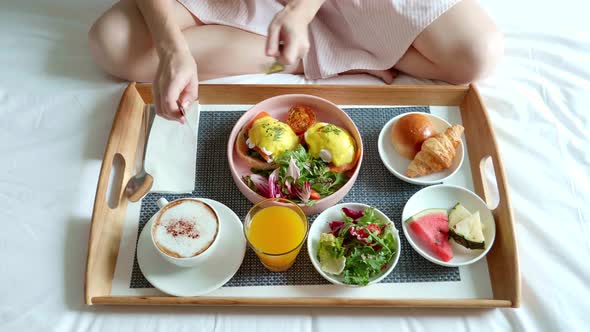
[304,123,356,167]
[247,115,299,161]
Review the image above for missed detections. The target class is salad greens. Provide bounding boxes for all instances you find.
[317,233,346,275]
[317,207,398,286]
[242,145,348,205]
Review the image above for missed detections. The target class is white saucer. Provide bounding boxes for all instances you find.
[137,198,246,296]
[401,185,496,267]
[377,112,464,185]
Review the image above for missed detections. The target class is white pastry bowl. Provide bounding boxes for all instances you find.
[378,112,464,185]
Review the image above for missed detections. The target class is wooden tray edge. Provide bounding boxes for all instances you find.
[85,83,145,304]
[136,83,469,106]
[460,85,521,308]
[90,296,512,308]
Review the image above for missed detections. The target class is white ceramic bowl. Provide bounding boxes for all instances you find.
[307,203,401,286]
[401,184,496,267]
[378,112,464,185]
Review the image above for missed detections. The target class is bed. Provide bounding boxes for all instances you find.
[1,0,588,330]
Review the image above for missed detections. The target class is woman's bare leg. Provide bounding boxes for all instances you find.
[343,68,398,84]
[88,0,302,82]
[89,0,501,84]
[337,0,501,84]
[394,0,503,84]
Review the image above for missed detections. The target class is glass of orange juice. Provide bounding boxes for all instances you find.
[244,198,308,272]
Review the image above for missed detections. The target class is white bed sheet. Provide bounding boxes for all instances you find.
[0,0,589,331]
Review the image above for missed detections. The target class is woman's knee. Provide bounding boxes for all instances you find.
[88,0,151,81]
[445,28,504,84]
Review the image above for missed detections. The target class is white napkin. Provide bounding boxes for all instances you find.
[144,103,199,193]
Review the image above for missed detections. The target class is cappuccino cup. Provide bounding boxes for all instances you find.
[151,197,220,267]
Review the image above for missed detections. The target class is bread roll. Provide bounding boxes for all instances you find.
[391,114,436,159]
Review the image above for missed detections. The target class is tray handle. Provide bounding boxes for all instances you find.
[460,84,521,308]
[85,83,145,304]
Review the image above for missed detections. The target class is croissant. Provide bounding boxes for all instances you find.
[405,125,464,178]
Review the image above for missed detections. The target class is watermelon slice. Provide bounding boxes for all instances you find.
[406,209,453,262]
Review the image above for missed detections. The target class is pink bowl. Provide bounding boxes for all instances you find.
[227,94,363,215]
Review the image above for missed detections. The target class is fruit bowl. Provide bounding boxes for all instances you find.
[401,184,496,267]
[227,94,363,215]
[307,203,401,286]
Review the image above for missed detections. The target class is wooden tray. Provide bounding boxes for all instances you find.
[85,83,520,308]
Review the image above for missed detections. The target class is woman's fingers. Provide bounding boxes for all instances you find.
[177,77,198,125]
[268,0,314,65]
[277,31,309,66]
[179,75,199,109]
[267,9,310,66]
[278,35,297,65]
[266,20,281,56]
[155,60,197,123]
[156,87,174,121]
[162,76,185,123]
[155,86,174,121]
[153,67,166,118]
[155,72,169,120]
[152,47,197,123]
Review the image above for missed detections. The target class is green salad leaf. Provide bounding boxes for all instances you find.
[317,233,346,275]
[247,145,349,205]
[318,207,398,286]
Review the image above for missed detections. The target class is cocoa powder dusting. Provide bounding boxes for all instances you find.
[165,219,200,239]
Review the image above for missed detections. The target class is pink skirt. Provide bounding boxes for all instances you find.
[178,0,460,79]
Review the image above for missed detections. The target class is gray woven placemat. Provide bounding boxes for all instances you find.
[130,107,460,288]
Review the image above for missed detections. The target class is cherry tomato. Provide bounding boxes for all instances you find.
[310,189,321,200]
[286,105,317,135]
[367,224,382,235]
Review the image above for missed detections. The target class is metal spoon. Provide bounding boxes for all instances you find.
[126,105,156,202]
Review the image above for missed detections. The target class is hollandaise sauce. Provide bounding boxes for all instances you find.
[305,123,356,167]
[248,116,299,158]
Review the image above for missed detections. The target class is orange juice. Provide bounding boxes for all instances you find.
[246,205,307,271]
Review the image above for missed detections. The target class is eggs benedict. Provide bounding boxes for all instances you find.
[236,112,299,170]
[304,122,359,172]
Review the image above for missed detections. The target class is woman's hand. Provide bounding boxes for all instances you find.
[135,0,198,123]
[266,1,319,66]
[154,47,198,123]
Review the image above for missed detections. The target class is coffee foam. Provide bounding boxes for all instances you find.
[153,200,219,258]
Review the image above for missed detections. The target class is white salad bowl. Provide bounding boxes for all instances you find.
[307,203,401,287]
[402,184,496,267]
